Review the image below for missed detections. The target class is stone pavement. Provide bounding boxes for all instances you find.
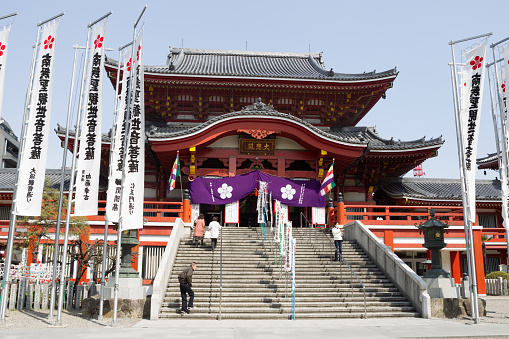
[2,317,509,339]
[1,296,508,338]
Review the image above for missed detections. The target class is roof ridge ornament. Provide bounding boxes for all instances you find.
[241,98,276,113]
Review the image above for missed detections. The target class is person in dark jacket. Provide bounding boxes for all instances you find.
[178,262,197,315]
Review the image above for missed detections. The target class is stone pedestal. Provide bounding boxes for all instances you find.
[424,277,460,298]
[103,277,145,300]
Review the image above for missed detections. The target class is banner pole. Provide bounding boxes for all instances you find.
[450,42,480,324]
[48,44,82,321]
[0,12,18,22]
[489,47,509,270]
[56,21,91,326]
[99,43,124,321]
[0,22,43,323]
[112,6,146,327]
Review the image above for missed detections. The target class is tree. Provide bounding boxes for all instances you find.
[16,176,89,264]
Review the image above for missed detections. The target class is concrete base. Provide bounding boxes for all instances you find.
[424,277,460,298]
[430,298,486,318]
[103,277,145,300]
[82,295,151,318]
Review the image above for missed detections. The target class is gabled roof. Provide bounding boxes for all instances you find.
[106,48,398,81]
[379,177,502,202]
[477,152,499,170]
[0,168,71,192]
[146,100,443,151]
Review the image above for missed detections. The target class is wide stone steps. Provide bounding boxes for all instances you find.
[160,227,418,319]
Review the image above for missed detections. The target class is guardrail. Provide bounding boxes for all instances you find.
[150,218,184,320]
[344,220,431,318]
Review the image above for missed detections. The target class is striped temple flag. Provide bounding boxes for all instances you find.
[319,162,335,196]
[168,153,180,192]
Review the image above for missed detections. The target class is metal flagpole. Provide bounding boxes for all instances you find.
[0,12,18,21]
[99,42,128,321]
[486,60,509,269]
[56,20,92,327]
[489,39,509,269]
[449,34,492,324]
[48,44,82,321]
[448,61,475,301]
[0,14,49,323]
[112,6,147,327]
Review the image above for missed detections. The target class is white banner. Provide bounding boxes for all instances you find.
[74,22,107,216]
[105,46,132,223]
[500,44,509,232]
[0,25,11,118]
[121,28,145,230]
[15,22,59,216]
[312,207,326,225]
[459,39,488,221]
[225,200,239,224]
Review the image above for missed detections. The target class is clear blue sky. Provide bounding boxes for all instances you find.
[0,0,507,180]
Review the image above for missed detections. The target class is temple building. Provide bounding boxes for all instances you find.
[2,47,503,294]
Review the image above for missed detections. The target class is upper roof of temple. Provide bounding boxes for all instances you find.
[149,48,399,81]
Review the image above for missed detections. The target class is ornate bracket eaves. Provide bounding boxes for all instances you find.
[237,129,279,139]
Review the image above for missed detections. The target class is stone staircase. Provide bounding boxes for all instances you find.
[159,227,419,319]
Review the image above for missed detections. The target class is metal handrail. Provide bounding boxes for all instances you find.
[300,212,330,255]
[315,228,368,319]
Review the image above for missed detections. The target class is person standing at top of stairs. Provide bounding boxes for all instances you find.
[194,214,206,247]
[178,262,197,315]
[332,223,343,261]
[208,217,222,251]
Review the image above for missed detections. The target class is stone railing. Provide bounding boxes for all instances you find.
[343,220,431,318]
[150,218,185,320]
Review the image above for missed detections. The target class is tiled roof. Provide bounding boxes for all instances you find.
[145,100,443,150]
[0,168,108,192]
[380,177,502,202]
[55,100,442,151]
[106,48,398,81]
[0,168,72,192]
[477,152,498,165]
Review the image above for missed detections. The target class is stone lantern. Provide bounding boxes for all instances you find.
[119,229,140,278]
[415,208,450,278]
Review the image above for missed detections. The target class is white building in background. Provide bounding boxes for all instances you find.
[0,118,19,168]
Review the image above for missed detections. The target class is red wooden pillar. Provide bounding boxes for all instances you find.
[229,156,236,177]
[450,251,462,284]
[278,157,285,177]
[338,193,346,225]
[183,191,191,223]
[473,228,486,294]
[384,230,394,252]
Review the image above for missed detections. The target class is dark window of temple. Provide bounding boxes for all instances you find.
[239,159,253,169]
[286,160,313,171]
[261,160,276,170]
[200,158,227,169]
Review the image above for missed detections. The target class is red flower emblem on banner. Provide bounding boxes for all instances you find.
[127,58,131,72]
[94,35,103,49]
[136,45,141,61]
[44,35,55,50]
[502,82,506,93]
[0,42,5,56]
[470,55,483,70]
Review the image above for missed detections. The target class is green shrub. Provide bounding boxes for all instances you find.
[485,271,509,281]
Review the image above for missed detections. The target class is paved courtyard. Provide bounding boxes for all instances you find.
[0,296,508,338]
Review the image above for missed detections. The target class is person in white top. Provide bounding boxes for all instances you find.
[332,223,343,261]
[208,216,222,251]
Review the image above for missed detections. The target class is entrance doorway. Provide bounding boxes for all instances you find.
[239,193,257,227]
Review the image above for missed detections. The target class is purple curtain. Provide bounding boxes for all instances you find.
[188,171,258,205]
[258,172,325,207]
[189,170,326,207]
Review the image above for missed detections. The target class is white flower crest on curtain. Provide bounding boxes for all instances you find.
[218,183,233,199]
[280,184,296,200]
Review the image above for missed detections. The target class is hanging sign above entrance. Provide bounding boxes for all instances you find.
[188,170,326,207]
[239,138,275,156]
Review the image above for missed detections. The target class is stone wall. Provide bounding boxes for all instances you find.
[82,295,151,318]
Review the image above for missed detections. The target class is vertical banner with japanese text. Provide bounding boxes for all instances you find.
[105,46,131,223]
[121,28,145,230]
[14,21,59,216]
[500,44,509,232]
[0,25,11,118]
[459,39,488,221]
[74,21,107,216]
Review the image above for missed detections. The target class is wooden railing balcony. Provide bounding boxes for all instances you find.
[87,200,184,223]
